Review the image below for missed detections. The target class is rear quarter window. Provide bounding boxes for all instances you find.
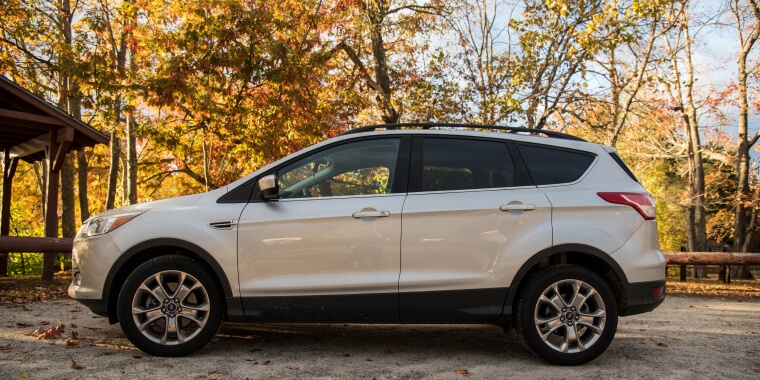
[517,144,596,185]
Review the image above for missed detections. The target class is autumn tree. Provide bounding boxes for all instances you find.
[329,0,443,124]
[728,0,760,257]
[444,0,519,124]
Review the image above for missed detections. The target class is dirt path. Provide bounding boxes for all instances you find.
[1,296,759,379]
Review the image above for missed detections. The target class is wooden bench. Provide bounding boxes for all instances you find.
[663,251,760,284]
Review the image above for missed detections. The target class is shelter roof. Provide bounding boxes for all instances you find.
[0,75,108,162]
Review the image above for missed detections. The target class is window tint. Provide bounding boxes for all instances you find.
[517,144,596,185]
[277,139,400,199]
[421,138,515,191]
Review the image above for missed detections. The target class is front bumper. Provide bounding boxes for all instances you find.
[67,233,122,318]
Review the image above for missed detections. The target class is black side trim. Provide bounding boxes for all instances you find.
[507,142,534,187]
[400,288,509,322]
[622,280,666,316]
[76,298,109,318]
[225,297,248,322]
[242,293,399,322]
[217,179,257,203]
[502,244,629,315]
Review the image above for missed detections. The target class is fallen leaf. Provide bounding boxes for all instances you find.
[71,359,85,369]
[286,365,299,370]
[245,358,258,364]
[625,353,636,359]
[21,373,29,379]
[70,323,78,328]
[657,343,669,347]
[39,321,50,325]
[0,345,11,352]
[36,324,65,339]
[16,322,30,327]
[343,353,352,357]
[69,306,82,312]
[67,339,79,347]
[747,331,756,335]
[22,305,33,311]
[456,369,471,376]
[133,355,142,359]
[209,369,229,375]
[262,360,271,365]
[366,358,374,361]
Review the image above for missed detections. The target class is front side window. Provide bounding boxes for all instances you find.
[421,138,515,192]
[277,138,400,199]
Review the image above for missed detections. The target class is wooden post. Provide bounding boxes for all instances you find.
[41,128,72,283]
[1,149,19,276]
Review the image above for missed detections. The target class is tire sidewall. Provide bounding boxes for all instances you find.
[517,265,618,366]
[117,255,223,357]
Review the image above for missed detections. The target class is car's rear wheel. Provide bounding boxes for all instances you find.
[516,265,618,365]
[117,255,222,356]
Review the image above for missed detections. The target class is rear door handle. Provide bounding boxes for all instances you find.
[352,211,391,218]
[500,204,536,212]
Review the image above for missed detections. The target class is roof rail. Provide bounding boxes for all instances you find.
[340,122,585,141]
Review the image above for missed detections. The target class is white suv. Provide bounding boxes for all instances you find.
[69,123,666,365]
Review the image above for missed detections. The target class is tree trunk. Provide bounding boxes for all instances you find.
[126,115,138,204]
[77,149,89,221]
[106,131,120,210]
[665,12,707,274]
[366,1,398,123]
[731,0,760,279]
[61,158,76,239]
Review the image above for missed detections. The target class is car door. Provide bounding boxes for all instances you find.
[399,137,552,322]
[237,137,408,322]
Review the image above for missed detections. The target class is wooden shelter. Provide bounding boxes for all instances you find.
[0,75,108,281]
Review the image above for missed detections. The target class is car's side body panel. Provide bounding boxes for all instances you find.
[398,188,552,321]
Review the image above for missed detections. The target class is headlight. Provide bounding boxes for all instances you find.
[78,212,142,238]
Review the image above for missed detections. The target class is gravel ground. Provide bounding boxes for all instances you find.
[1,295,759,379]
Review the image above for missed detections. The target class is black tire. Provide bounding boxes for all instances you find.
[516,265,618,365]
[117,255,223,357]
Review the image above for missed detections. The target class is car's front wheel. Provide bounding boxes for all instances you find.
[117,255,223,356]
[516,265,618,365]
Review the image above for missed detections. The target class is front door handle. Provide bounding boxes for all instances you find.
[352,211,391,218]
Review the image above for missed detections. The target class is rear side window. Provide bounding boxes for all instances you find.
[421,138,515,191]
[517,144,595,185]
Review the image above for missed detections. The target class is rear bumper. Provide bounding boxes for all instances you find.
[622,279,666,316]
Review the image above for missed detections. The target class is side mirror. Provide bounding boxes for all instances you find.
[258,174,278,201]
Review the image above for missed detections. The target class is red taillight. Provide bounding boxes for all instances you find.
[597,192,656,220]
[652,286,664,298]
